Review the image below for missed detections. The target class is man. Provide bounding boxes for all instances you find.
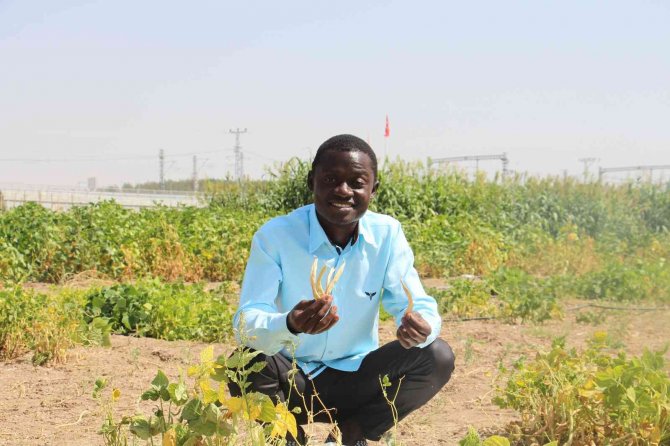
[231,134,455,445]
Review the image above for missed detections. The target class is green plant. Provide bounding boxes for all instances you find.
[94,377,129,446]
[457,427,557,446]
[0,286,90,364]
[575,310,607,325]
[84,280,235,342]
[494,333,670,445]
[105,346,299,446]
[379,374,403,446]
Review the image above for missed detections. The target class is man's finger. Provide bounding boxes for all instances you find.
[320,314,339,332]
[298,296,332,321]
[401,323,426,343]
[313,299,334,320]
[396,326,414,349]
[403,312,431,336]
[303,300,334,333]
[314,308,339,334]
[307,314,334,334]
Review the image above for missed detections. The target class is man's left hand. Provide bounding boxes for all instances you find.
[396,311,431,349]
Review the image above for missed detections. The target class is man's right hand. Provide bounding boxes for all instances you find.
[287,295,339,334]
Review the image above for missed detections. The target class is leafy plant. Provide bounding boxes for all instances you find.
[85,280,235,342]
[0,286,92,364]
[494,333,670,445]
[105,346,299,446]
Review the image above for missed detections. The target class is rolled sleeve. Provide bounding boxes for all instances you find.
[234,231,300,354]
[381,224,442,348]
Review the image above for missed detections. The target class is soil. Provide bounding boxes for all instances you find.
[1,293,669,446]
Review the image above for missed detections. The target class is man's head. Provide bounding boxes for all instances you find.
[308,134,380,239]
[311,134,378,180]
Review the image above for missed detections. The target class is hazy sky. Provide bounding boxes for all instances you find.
[1,0,669,187]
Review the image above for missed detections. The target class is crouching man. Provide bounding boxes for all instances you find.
[229,134,455,445]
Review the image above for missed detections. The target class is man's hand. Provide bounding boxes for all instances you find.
[396,311,431,349]
[287,295,339,335]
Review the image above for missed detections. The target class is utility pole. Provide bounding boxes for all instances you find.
[229,128,247,181]
[192,155,198,192]
[429,153,509,178]
[159,149,165,191]
[578,158,597,182]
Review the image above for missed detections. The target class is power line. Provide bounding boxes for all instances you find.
[0,149,224,163]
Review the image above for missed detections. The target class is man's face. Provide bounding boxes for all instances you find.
[309,149,379,231]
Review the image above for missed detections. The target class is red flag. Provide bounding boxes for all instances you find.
[384,115,390,137]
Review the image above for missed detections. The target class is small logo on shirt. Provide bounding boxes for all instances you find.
[364,291,376,300]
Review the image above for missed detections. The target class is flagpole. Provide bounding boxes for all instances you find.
[384,114,390,166]
[384,137,388,165]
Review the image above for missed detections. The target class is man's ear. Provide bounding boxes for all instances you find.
[371,180,380,198]
[307,170,315,191]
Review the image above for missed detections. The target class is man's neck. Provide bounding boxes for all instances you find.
[316,213,359,248]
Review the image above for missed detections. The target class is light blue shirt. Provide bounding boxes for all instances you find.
[233,204,441,377]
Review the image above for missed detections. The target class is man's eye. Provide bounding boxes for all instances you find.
[323,177,336,184]
[351,180,366,188]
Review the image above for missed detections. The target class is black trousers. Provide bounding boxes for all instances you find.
[227,338,455,441]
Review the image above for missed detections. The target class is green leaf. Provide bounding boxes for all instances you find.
[203,403,221,423]
[121,313,131,330]
[159,387,171,401]
[141,389,160,401]
[225,349,262,369]
[458,427,481,446]
[482,436,510,446]
[259,397,276,423]
[181,399,204,421]
[129,417,153,440]
[151,370,169,389]
[249,362,267,373]
[168,382,188,405]
[189,418,217,436]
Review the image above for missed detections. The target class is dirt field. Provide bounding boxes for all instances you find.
[1,297,669,446]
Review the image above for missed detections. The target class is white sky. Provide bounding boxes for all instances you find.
[1,0,669,187]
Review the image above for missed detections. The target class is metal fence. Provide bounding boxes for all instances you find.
[0,184,204,211]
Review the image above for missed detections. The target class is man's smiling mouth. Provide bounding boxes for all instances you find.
[330,201,354,208]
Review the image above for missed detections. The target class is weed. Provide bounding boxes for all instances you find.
[94,377,129,446]
[379,374,403,446]
[575,310,606,325]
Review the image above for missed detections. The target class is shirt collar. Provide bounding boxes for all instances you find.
[308,204,332,254]
[308,204,378,253]
[357,212,378,249]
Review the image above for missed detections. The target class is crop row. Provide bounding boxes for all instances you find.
[2,160,670,285]
[94,333,669,446]
[0,281,236,364]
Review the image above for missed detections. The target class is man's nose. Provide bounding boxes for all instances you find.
[334,181,353,196]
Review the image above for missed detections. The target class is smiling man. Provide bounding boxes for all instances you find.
[230,134,455,446]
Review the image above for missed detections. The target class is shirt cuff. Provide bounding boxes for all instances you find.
[268,311,300,344]
[396,311,441,349]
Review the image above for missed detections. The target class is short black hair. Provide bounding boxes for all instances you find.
[311,134,378,179]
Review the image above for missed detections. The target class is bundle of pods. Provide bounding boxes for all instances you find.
[309,257,414,316]
[310,257,346,299]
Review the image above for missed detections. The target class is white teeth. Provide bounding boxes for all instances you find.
[331,202,352,208]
